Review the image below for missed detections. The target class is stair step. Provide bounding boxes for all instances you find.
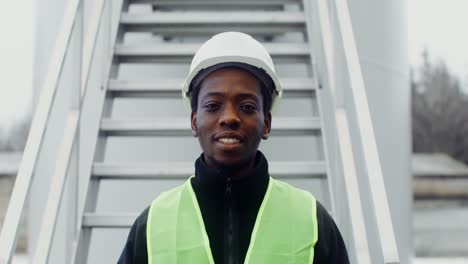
[121,12,305,35]
[92,161,327,180]
[108,78,316,98]
[132,0,301,5]
[100,117,321,136]
[114,43,310,63]
[132,1,298,11]
[83,213,136,228]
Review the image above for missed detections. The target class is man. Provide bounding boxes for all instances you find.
[118,32,349,263]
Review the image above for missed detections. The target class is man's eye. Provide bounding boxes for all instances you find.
[203,103,219,111]
[241,104,257,112]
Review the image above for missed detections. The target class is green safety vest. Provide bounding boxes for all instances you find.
[146,177,318,264]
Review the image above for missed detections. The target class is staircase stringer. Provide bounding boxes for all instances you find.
[303,1,372,263]
[70,1,129,263]
[303,0,400,263]
[302,9,336,217]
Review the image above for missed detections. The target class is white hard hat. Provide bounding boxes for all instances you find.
[182,32,282,111]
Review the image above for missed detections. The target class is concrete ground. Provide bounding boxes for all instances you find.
[414,258,468,264]
[414,200,468,257]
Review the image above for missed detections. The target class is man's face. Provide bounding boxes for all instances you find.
[191,68,272,170]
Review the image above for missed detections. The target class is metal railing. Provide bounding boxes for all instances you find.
[305,0,400,263]
[0,0,117,262]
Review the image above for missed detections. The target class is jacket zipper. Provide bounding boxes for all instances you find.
[225,177,235,264]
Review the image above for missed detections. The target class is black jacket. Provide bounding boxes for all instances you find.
[118,151,349,264]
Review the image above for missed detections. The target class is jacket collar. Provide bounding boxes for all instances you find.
[192,150,270,194]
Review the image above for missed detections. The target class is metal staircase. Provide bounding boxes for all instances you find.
[0,0,400,263]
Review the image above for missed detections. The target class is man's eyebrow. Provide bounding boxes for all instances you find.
[201,92,225,99]
[238,93,260,100]
[200,92,260,101]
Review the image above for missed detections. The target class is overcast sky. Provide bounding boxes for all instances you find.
[0,1,467,128]
[0,3,33,129]
[409,0,468,81]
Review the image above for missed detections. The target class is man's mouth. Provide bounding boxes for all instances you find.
[217,138,240,144]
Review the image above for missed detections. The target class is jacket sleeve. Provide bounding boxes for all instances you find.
[117,207,150,264]
[313,201,350,264]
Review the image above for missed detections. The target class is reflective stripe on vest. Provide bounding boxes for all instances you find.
[146,177,318,264]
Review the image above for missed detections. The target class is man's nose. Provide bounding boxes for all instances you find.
[218,104,241,129]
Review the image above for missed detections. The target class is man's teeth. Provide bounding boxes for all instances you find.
[218,138,240,144]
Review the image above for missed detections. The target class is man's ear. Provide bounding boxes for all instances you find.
[262,112,272,140]
[191,111,198,137]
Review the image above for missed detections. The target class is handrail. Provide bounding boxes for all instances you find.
[32,112,80,263]
[80,0,109,95]
[332,0,400,262]
[31,0,109,261]
[0,0,82,262]
[335,110,372,264]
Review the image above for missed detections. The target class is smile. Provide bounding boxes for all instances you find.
[217,138,240,144]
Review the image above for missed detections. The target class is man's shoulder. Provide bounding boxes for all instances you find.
[117,206,151,263]
[313,200,350,263]
[133,206,150,229]
[315,200,334,227]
